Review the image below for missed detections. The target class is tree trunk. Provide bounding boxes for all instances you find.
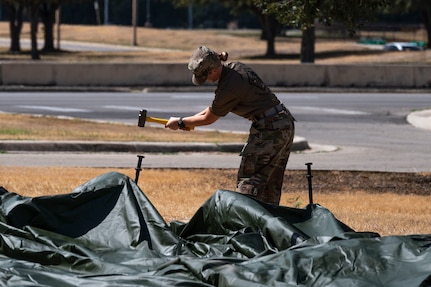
[7,3,23,53]
[262,15,277,57]
[300,26,315,63]
[40,3,59,52]
[28,3,41,60]
[256,11,280,58]
[421,10,431,49]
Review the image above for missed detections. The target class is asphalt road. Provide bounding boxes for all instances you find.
[1,90,430,172]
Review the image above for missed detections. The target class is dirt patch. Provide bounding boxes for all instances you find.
[285,170,431,196]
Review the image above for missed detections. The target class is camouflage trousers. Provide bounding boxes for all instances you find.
[236,111,295,206]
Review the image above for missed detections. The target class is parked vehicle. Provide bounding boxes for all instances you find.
[383,42,423,51]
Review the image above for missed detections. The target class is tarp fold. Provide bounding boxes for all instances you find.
[0,172,430,286]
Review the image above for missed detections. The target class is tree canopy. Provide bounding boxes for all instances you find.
[2,0,428,61]
[257,0,390,34]
[172,0,390,62]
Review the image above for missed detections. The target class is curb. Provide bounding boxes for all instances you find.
[407,110,431,131]
[0,85,430,94]
[0,137,310,153]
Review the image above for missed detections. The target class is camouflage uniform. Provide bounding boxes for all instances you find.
[237,108,295,205]
[188,46,296,205]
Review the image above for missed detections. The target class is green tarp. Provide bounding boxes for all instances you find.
[0,171,430,286]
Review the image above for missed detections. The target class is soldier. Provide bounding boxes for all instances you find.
[165,46,295,205]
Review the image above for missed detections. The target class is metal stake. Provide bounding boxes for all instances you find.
[135,155,145,183]
[305,162,314,208]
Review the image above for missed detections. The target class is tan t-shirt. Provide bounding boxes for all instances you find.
[210,62,280,120]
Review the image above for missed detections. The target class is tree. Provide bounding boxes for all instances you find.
[4,1,24,53]
[40,0,95,52]
[3,0,47,59]
[257,0,390,62]
[2,0,93,59]
[171,0,282,57]
[40,2,60,52]
[391,0,431,48]
[26,0,43,60]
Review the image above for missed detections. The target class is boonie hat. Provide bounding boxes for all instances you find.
[188,46,221,85]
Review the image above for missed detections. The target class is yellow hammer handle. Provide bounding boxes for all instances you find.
[146,117,194,130]
[146,116,168,125]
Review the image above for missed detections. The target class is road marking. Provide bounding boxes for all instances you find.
[102,105,203,113]
[103,105,140,111]
[292,106,370,115]
[17,105,91,113]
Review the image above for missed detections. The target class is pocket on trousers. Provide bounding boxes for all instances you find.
[240,140,273,174]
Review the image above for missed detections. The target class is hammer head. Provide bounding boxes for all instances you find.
[138,109,147,127]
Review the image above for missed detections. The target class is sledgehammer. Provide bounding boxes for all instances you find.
[138,109,168,127]
[138,109,194,130]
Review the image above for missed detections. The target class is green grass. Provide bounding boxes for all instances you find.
[0,128,32,136]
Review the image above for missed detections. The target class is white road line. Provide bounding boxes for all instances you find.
[292,106,370,115]
[17,105,91,113]
[103,105,140,111]
[103,106,185,113]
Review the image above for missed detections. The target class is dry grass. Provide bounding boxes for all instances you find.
[1,166,430,237]
[0,113,247,142]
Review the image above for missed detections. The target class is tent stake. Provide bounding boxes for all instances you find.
[305,162,314,208]
[135,155,145,183]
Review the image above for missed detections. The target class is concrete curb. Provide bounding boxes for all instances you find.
[0,137,310,153]
[0,85,430,94]
[407,109,431,131]
[1,63,431,88]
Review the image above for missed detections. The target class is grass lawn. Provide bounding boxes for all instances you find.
[0,23,430,236]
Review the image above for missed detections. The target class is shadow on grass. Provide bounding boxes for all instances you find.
[246,49,385,61]
[0,48,73,61]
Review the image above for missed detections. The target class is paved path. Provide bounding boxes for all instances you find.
[0,38,178,52]
[0,141,428,172]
